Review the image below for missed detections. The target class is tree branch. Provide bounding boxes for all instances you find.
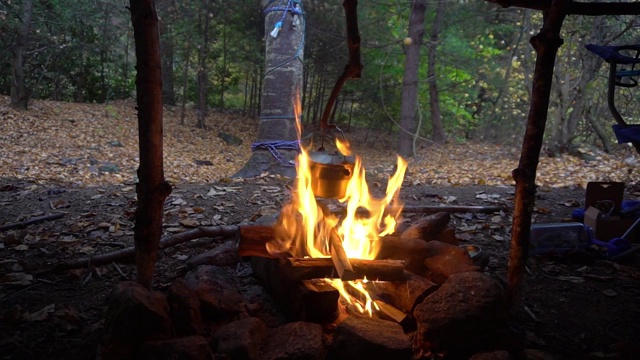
[485,0,640,16]
[39,225,239,273]
[319,0,363,132]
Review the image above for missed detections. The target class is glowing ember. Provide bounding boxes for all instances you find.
[266,95,408,315]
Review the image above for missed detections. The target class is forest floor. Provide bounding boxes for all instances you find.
[0,96,639,359]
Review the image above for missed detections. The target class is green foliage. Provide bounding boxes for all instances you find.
[3,0,640,155]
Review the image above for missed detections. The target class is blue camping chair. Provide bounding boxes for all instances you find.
[586,44,640,155]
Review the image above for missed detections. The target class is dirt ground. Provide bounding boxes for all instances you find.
[1,97,639,359]
[1,176,639,359]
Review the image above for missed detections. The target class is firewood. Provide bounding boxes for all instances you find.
[250,257,339,323]
[366,271,438,313]
[399,212,450,241]
[299,280,340,323]
[287,258,404,281]
[237,225,282,258]
[329,229,357,281]
[402,205,503,214]
[373,300,409,324]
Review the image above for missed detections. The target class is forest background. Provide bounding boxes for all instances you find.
[2,0,640,159]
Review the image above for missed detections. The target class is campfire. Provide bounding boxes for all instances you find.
[261,99,408,316]
[237,99,454,324]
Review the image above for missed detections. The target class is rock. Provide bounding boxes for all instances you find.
[328,316,412,360]
[108,140,124,147]
[423,241,480,284]
[435,226,459,245]
[377,236,430,274]
[167,278,204,336]
[102,281,173,359]
[369,271,439,313]
[187,241,239,268]
[400,212,450,241]
[212,317,266,360]
[413,272,507,357]
[194,159,214,166]
[184,266,246,323]
[470,350,512,360]
[138,336,212,360]
[263,321,324,360]
[523,349,558,360]
[218,132,243,146]
[98,162,120,173]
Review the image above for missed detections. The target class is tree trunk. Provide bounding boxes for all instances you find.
[234,0,305,178]
[122,29,132,99]
[180,42,191,125]
[428,0,446,145]
[547,17,612,156]
[10,0,34,110]
[508,0,569,310]
[128,0,173,289]
[243,70,250,115]
[485,10,529,142]
[398,0,427,158]
[220,16,227,109]
[159,0,176,106]
[196,12,210,129]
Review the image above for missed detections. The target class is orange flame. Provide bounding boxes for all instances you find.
[267,95,408,315]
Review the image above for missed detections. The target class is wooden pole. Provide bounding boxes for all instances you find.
[129,0,173,288]
[319,0,362,134]
[507,0,570,310]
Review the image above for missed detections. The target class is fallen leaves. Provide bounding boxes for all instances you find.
[1,96,637,189]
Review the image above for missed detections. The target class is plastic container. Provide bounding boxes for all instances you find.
[530,222,591,256]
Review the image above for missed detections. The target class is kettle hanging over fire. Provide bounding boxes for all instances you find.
[308,124,355,199]
[309,150,354,199]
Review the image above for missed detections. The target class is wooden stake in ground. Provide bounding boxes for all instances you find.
[129,0,173,289]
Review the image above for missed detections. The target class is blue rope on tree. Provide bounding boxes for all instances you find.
[251,140,300,166]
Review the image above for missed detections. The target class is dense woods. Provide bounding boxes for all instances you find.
[2,0,639,154]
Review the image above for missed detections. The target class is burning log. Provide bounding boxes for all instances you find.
[299,280,341,323]
[237,225,285,258]
[373,300,409,325]
[287,258,404,281]
[329,228,357,281]
[238,225,436,276]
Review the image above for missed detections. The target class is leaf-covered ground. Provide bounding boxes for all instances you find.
[1,96,639,359]
[0,96,637,189]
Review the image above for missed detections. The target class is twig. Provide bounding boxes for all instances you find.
[524,305,540,322]
[112,262,127,279]
[0,213,64,232]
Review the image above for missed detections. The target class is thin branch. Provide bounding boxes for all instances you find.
[37,225,239,273]
[0,213,64,232]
